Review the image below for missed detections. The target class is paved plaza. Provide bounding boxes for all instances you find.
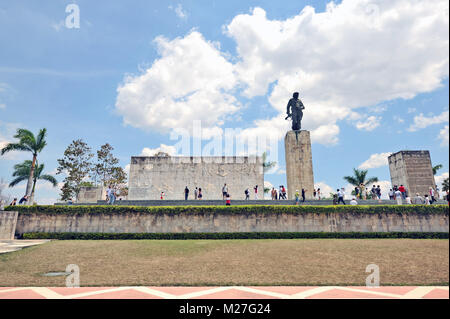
[0,286,447,299]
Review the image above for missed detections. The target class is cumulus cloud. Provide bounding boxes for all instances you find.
[115,31,239,134]
[358,152,392,169]
[140,144,178,156]
[224,1,448,143]
[356,116,381,131]
[116,0,449,147]
[438,125,449,146]
[407,110,449,132]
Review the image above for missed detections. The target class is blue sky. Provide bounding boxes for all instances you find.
[0,0,448,203]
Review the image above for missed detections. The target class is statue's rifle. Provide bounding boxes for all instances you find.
[285,113,292,120]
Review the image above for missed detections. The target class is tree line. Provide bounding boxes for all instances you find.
[1,128,126,204]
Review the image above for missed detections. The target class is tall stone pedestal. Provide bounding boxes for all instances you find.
[285,130,314,200]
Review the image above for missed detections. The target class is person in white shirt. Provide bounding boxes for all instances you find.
[424,195,431,205]
[337,188,346,205]
[394,190,402,205]
[405,197,412,205]
[350,197,358,205]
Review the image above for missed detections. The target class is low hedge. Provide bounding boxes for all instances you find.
[5,204,449,216]
[21,232,448,240]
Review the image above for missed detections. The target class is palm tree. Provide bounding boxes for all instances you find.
[442,177,449,192]
[432,164,443,175]
[9,160,57,200]
[1,128,47,204]
[262,151,276,173]
[344,168,379,187]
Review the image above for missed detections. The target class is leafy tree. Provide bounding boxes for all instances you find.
[432,164,443,175]
[262,151,276,173]
[442,177,449,192]
[9,160,57,200]
[1,128,48,204]
[92,143,127,187]
[343,168,378,187]
[57,139,94,201]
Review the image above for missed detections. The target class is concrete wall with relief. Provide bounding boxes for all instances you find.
[128,156,264,200]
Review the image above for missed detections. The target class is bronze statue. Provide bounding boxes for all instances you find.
[286,92,305,131]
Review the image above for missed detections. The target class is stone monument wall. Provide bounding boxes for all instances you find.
[0,211,18,239]
[388,151,436,196]
[128,156,264,200]
[77,186,106,203]
[285,130,315,200]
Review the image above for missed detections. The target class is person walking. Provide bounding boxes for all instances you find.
[198,188,203,200]
[317,188,321,200]
[376,185,381,199]
[244,188,250,200]
[429,187,436,204]
[337,188,346,205]
[394,189,403,205]
[313,189,317,199]
[107,185,116,205]
[160,192,165,200]
[295,190,300,205]
[222,184,228,200]
[184,186,189,200]
[194,187,198,200]
[388,189,394,200]
[254,185,259,200]
[301,188,306,202]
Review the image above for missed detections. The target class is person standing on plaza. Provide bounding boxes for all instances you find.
[222,184,228,200]
[107,185,116,205]
[10,198,17,206]
[429,187,436,204]
[160,191,165,200]
[301,188,306,202]
[313,189,317,199]
[184,186,189,200]
[399,185,406,199]
[413,193,423,204]
[389,189,394,200]
[376,185,381,199]
[350,197,358,205]
[198,188,203,200]
[295,190,300,205]
[225,193,231,206]
[424,195,431,205]
[317,188,321,200]
[395,189,403,205]
[337,188,346,205]
[194,187,198,200]
[254,185,259,200]
[244,188,250,200]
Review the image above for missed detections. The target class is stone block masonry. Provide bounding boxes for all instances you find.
[388,151,436,196]
[128,156,264,200]
[0,211,18,239]
[285,130,315,200]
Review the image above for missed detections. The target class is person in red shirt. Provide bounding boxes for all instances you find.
[399,185,406,199]
[225,193,231,206]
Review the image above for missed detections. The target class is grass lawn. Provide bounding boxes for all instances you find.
[0,239,448,286]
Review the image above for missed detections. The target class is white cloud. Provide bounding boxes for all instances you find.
[140,144,178,156]
[407,107,417,114]
[407,110,449,132]
[438,125,449,146]
[225,1,448,143]
[0,103,5,109]
[356,116,381,131]
[358,152,392,169]
[393,115,404,123]
[115,31,239,134]
[169,4,188,19]
[115,0,448,147]
[0,121,25,160]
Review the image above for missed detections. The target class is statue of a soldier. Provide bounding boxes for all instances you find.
[286,92,305,131]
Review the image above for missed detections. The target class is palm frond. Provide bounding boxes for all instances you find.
[9,176,27,187]
[35,128,47,152]
[39,174,58,187]
[1,143,30,155]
